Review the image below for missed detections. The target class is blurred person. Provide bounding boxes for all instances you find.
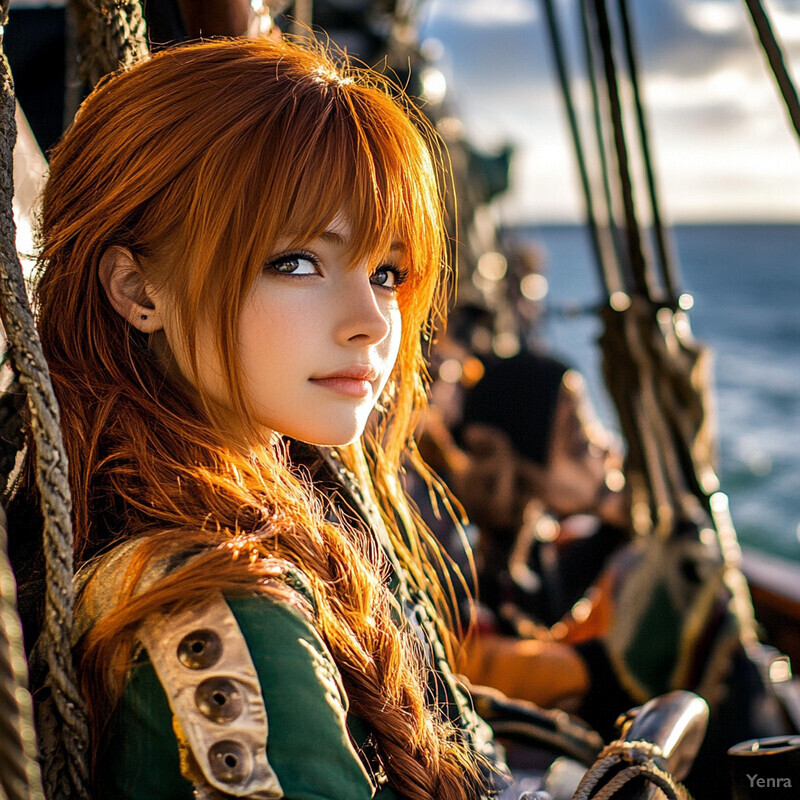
[455,349,631,633]
[410,346,630,715]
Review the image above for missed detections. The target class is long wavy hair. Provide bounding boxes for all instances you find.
[34,37,484,800]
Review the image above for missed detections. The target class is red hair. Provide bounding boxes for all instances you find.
[35,38,484,799]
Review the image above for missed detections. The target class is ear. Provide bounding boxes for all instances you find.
[99,246,163,333]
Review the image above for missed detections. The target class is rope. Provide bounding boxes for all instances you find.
[540,0,618,300]
[573,0,717,534]
[615,0,681,302]
[587,0,650,299]
[577,0,628,295]
[0,507,43,800]
[69,0,148,88]
[571,740,689,800]
[743,0,800,147]
[0,5,90,798]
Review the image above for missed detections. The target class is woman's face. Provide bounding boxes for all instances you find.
[168,216,405,445]
[541,374,624,521]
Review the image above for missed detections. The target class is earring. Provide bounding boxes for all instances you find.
[141,314,148,320]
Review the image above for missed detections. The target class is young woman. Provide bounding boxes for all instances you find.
[24,37,513,799]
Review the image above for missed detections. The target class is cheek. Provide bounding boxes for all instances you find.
[237,299,290,384]
[387,306,403,359]
[548,457,603,509]
[238,281,302,350]
[352,302,402,409]
[188,325,232,405]
[379,306,403,389]
[544,457,581,500]
[158,312,228,400]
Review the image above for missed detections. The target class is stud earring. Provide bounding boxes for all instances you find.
[141,314,148,320]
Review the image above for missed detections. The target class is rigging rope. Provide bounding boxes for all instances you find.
[540,0,618,300]
[586,0,650,300]
[545,0,716,529]
[743,0,800,147]
[0,16,91,798]
[70,0,148,88]
[577,0,628,292]
[540,0,700,532]
[614,0,681,302]
[0,2,149,796]
[542,1,796,735]
[570,740,690,800]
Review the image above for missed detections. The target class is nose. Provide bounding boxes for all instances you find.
[335,270,392,346]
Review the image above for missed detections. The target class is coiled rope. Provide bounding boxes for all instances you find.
[571,740,690,800]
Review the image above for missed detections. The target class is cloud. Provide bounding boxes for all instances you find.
[420,0,800,221]
[636,0,800,77]
[685,0,742,34]
[624,1,748,76]
[422,0,549,94]
[425,0,539,27]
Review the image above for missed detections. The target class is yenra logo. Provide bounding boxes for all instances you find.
[747,774,793,788]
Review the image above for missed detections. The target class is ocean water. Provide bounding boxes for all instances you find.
[520,223,800,563]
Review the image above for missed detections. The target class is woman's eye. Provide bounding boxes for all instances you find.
[265,253,319,275]
[370,265,407,290]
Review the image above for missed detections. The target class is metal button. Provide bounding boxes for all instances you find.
[208,740,251,783]
[195,677,244,723]
[177,629,222,669]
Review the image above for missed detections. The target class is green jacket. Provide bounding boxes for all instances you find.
[76,448,508,799]
[95,592,393,799]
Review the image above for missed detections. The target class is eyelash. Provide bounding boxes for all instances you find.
[264,250,320,276]
[264,252,409,291]
[371,264,409,291]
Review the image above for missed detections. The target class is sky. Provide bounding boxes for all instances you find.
[418,0,800,223]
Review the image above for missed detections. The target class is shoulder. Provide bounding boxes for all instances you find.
[113,593,379,799]
[74,537,315,638]
[84,539,381,799]
[129,592,286,797]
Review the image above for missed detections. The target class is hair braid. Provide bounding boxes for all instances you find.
[299,508,485,800]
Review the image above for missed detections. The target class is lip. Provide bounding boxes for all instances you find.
[309,365,378,398]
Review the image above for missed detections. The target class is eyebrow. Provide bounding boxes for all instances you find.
[318,229,405,253]
[318,229,347,247]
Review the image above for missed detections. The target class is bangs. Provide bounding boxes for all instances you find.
[244,71,446,303]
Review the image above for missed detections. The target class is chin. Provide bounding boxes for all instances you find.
[291,425,365,448]
[258,410,368,448]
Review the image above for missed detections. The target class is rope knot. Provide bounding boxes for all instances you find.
[572,739,690,800]
[598,739,664,765]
